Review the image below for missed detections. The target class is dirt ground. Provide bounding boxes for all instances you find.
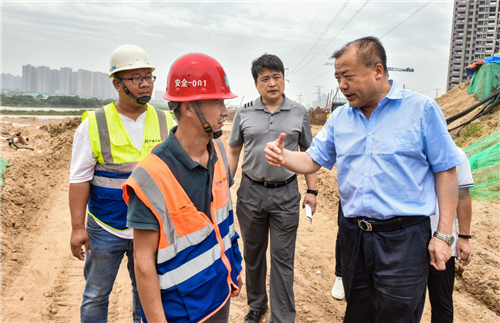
[1,83,499,322]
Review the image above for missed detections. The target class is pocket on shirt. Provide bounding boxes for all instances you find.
[380,131,415,155]
[379,131,418,165]
[169,203,209,238]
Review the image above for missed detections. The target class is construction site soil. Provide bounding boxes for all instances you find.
[1,83,499,322]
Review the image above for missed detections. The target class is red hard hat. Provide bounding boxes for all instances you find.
[163,53,237,102]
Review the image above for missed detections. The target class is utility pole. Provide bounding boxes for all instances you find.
[315,86,323,108]
[297,93,303,105]
[435,88,439,98]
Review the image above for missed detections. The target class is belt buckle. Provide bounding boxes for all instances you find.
[358,219,373,231]
[264,181,277,188]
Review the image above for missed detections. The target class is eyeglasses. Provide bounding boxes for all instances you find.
[122,75,156,84]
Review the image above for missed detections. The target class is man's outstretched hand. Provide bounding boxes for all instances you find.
[265,133,286,167]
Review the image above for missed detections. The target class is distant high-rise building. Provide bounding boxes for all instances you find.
[447,0,500,91]
[51,69,60,94]
[72,71,78,96]
[22,64,36,92]
[60,67,73,95]
[17,64,117,99]
[1,73,22,91]
[104,77,117,100]
[92,71,101,99]
[77,69,93,98]
[36,66,51,93]
[91,71,111,99]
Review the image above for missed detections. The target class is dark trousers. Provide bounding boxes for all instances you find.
[340,216,431,323]
[335,201,343,277]
[428,257,455,323]
[205,298,231,323]
[236,175,300,323]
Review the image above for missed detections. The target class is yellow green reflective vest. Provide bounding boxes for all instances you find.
[84,102,174,231]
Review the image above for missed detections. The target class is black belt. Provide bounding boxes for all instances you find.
[346,216,427,232]
[244,173,297,188]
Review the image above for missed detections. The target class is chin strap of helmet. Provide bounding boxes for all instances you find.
[115,75,151,105]
[190,101,222,159]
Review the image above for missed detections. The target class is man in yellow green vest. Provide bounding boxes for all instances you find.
[69,44,175,323]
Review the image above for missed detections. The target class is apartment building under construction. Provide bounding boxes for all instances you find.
[447,0,500,91]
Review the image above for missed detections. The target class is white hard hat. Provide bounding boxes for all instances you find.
[109,44,155,78]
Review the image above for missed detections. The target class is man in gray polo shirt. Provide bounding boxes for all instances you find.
[228,54,317,323]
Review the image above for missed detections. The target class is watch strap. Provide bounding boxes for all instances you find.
[306,189,318,195]
[433,231,454,246]
[458,234,472,239]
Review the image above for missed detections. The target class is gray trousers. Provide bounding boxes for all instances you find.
[236,175,301,323]
[205,298,231,323]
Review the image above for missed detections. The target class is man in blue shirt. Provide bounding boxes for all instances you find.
[264,36,463,323]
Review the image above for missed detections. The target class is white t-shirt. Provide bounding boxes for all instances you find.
[430,147,474,256]
[70,111,147,240]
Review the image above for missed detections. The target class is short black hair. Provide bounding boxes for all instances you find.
[251,54,285,82]
[173,105,182,120]
[168,101,182,120]
[331,36,387,76]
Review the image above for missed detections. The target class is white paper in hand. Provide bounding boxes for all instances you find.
[305,204,313,224]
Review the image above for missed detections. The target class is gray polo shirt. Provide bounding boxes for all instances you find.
[228,94,312,182]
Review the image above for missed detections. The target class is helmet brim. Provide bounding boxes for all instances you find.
[109,66,155,78]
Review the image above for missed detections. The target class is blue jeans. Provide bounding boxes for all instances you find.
[81,216,141,323]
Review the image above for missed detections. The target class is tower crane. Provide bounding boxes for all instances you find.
[323,62,414,72]
[387,67,414,72]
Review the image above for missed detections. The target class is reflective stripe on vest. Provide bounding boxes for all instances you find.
[123,137,241,322]
[87,103,174,230]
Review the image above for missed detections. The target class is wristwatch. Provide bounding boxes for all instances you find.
[433,231,455,246]
[306,189,318,195]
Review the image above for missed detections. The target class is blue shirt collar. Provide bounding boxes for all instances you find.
[349,80,403,112]
[385,80,403,101]
[375,80,403,107]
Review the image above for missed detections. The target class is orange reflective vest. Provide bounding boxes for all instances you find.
[123,137,242,323]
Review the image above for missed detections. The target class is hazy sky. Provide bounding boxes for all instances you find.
[2,0,454,107]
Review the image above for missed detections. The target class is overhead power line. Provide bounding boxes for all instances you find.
[293,68,334,83]
[289,0,350,74]
[286,79,316,93]
[380,0,434,39]
[284,2,328,62]
[290,0,370,75]
[289,0,428,87]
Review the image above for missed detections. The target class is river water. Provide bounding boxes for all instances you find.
[0,115,75,119]
[0,106,92,118]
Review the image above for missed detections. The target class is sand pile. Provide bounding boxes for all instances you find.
[309,107,328,126]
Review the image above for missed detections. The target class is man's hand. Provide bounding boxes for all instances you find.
[457,238,472,266]
[428,237,452,270]
[303,194,317,215]
[69,182,91,260]
[265,133,286,167]
[70,227,90,260]
[232,276,244,297]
